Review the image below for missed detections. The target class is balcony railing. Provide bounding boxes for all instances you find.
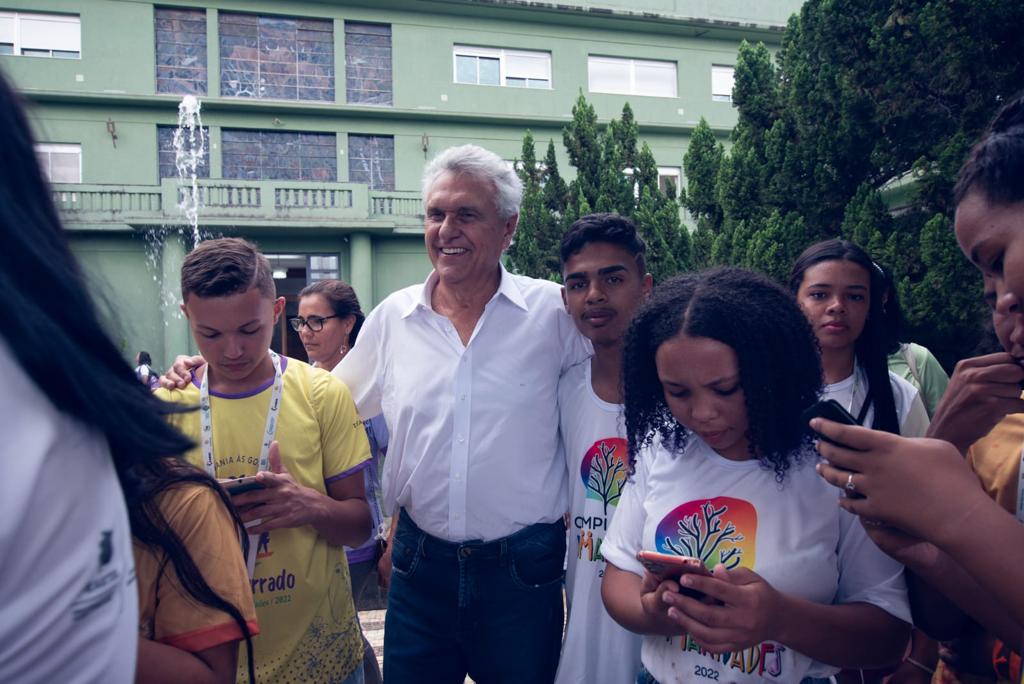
[53,178,423,228]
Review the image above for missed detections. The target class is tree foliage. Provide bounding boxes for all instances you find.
[685,1,1023,364]
[509,0,1023,363]
[510,96,688,284]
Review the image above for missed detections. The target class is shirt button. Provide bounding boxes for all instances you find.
[460,394,466,401]
[454,472,462,481]
[457,435,465,443]
[454,512,461,520]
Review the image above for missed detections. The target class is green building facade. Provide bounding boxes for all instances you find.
[3,0,798,367]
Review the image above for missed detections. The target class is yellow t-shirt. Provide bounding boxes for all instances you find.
[967,413,1024,514]
[935,413,1024,683]
[135,481,260,652]
[156,358,370,683]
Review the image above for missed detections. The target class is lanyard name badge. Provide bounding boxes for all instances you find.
[200,350,284,577]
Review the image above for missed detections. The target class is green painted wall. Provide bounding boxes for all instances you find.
[6,0,795,364]
[72,233,170,363]
[373,236,433,302]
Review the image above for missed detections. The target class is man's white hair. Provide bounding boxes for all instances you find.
[421,144,523,220]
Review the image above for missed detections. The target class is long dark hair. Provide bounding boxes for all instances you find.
[0,73,255,678]
[299,278,365,347]
[623,267,823,480]
[789,239,901,434]
[877,263,903,355]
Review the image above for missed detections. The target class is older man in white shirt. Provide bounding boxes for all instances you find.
[334,144,588,683]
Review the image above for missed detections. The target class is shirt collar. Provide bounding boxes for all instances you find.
[401,264,530,319]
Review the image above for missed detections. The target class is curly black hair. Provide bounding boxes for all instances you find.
[788,239,900,435]
[623,267,823,480]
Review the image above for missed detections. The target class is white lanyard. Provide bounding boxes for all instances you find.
[1017,443,1024,523]
[199,350,284,575]
[199,349,283,476]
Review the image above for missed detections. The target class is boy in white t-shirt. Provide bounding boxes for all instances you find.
[554,213,652,684]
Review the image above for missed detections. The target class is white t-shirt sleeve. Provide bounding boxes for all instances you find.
[834,509,912,624]
[890,371,930,437]
[601,447,652,577]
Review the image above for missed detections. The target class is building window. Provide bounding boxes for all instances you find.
[348,134,394,190]
[308,254,339,281]
[155,8,207,95]
[454,46,551,89]
[220,13,334,102]
[0,12,80,59]
[712,65,735,103]
[658,167,681,196]
[36,143,82,183]
[222,130,337,181]
[345,22,392,106]
[623,166,681,198]
[588,56,676,98]
[157,125,210,179]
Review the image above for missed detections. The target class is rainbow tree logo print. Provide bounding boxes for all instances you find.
[655,497,757,570]
[581,437,629,515]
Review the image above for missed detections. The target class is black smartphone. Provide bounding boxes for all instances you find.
[800,399,859,446]
[219,475,266,496]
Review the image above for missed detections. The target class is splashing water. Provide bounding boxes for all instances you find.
[174,95,206,247]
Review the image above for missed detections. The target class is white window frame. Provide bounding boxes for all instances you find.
[0,12,81,59]
[623,166,681,199]
[588,55,677,98]
[453,45,552,89]
[657,166,681,195]
[711,65,735,103]
[36,143,82,184]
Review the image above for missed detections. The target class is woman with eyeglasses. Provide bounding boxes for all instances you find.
[291,280,365,373]
[291,280,385,684]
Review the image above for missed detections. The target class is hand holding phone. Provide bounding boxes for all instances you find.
[801,399,859,446]
[636,550,711,599]
[218,475,266,496]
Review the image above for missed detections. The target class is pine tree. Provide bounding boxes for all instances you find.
[506,131,549,278]
[542,140,568,215]
[680,118,724,231]
[690,221,715,269]
[563,93,602,214]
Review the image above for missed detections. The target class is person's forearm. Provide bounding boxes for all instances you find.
[904,567,968,642]
[774,597,909,668]
[925,412,975,454]
[919,509,1024,641]
[136,639,233,684]
[601,565,678,637]
[311,494,372,548]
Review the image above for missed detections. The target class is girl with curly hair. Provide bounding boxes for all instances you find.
[601,267,911,684]
[790,239,930,438]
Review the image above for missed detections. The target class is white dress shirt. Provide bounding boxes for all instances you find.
[335,265,590,542]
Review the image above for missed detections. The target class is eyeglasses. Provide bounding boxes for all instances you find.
[289,315,340,332]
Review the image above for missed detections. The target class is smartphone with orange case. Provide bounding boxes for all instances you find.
[636,550,710,580]
[636,550,711,598]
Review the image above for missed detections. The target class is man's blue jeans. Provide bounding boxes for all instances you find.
[383,509,565,683]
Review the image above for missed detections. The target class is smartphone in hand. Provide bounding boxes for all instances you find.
[801,399,859,446]
[219,475,266,496]
[636,550,711,598]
